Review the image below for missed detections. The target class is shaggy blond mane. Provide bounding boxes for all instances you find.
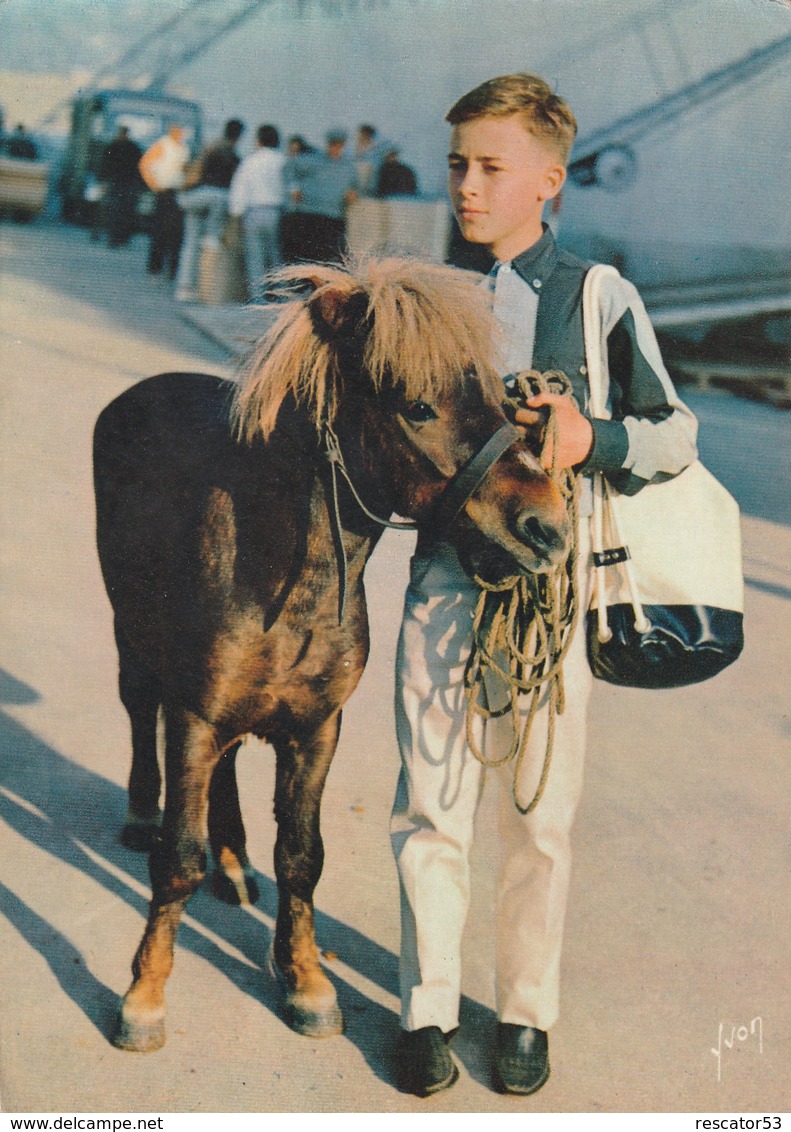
[232,257,503,442]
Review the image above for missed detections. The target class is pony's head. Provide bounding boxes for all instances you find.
[233,257,506,440]
[233,257,569,580]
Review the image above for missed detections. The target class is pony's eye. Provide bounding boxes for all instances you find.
[402,400,437,423]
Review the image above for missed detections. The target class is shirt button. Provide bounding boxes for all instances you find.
[580,364,588,375]
[533,278,542,288]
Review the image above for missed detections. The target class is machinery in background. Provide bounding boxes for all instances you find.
[59,88,201,227]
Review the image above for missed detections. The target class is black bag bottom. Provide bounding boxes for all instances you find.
[586,604,744,689]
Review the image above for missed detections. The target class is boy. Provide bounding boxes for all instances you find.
[390,73,698,1097]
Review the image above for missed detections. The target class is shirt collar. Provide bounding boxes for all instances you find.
[504,225,559,295]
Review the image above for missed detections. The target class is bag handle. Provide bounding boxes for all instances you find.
[583,265,650,639]
[582,264,620,419]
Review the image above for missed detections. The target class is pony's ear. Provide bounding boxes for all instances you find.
[309,286,370,340]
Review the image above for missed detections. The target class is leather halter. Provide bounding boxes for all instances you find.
[322,420,523,622]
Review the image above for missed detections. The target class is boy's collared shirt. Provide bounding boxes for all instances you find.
[489,260,538,375]
[486,226,697,497]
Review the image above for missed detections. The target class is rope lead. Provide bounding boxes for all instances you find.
[464,371,581,814]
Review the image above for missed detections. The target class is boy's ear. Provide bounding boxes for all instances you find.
[540,162,566,202]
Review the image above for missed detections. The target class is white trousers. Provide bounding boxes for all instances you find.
[391,522,592,1034]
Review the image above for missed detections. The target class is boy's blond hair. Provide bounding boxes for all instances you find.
[446,73,577,164]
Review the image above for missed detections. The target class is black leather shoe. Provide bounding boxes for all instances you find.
[396,1026,459,1097]
[492,1023,550,1095]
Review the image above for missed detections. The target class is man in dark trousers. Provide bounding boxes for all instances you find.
[99,126,143,246]
[284,129,358,263]
[138,124,189,278]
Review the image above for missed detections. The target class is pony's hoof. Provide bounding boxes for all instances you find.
[112,1011,166,1053]
[283,996,344,1039]
[120,819,161,853]
[268,951,344,1038]
[211,868,259,906]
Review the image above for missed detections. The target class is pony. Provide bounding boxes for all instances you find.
[93,256,570,1052]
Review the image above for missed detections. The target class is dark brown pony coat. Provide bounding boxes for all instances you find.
[93,257,569,1051]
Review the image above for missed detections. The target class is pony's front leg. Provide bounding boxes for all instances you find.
[270,713,344,1038]
[113,706,221,1052]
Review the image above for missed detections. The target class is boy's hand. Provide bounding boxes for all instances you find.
[515,394,594,470]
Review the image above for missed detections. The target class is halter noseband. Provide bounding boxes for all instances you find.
[431,422,523,530]
[323,420,523,622]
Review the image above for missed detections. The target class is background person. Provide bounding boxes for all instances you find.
[354,122,390,196]
[138,123,189,278]
[98,126,143,247]
[229,123,286,302]
[174,117,244,301]
[281,135,316,261]
[375,146,418,198]
[286,134,315,156]
[284,128,358,262]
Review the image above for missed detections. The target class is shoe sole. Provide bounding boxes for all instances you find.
[492,1060,550,1096]
[412,1060,460,1098]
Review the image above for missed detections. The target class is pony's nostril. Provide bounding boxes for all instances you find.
[515,512,566,558]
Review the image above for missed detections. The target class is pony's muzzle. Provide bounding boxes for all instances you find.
[512,508,569,566]
[498,447,570,570]
[463,472,570,580]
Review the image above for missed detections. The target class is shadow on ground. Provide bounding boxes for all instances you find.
[0,666,496,1090]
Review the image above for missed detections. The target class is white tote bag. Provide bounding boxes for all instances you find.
[583,264,745,688]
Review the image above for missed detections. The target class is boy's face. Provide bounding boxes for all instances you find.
[448,113,565,262]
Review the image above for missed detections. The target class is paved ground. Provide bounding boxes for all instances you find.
[0,221,789,1115]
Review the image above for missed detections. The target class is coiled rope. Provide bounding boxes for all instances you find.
[464,370,581,814]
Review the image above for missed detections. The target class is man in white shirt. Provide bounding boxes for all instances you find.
[138,124,189,278]
[229,124,286,302]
